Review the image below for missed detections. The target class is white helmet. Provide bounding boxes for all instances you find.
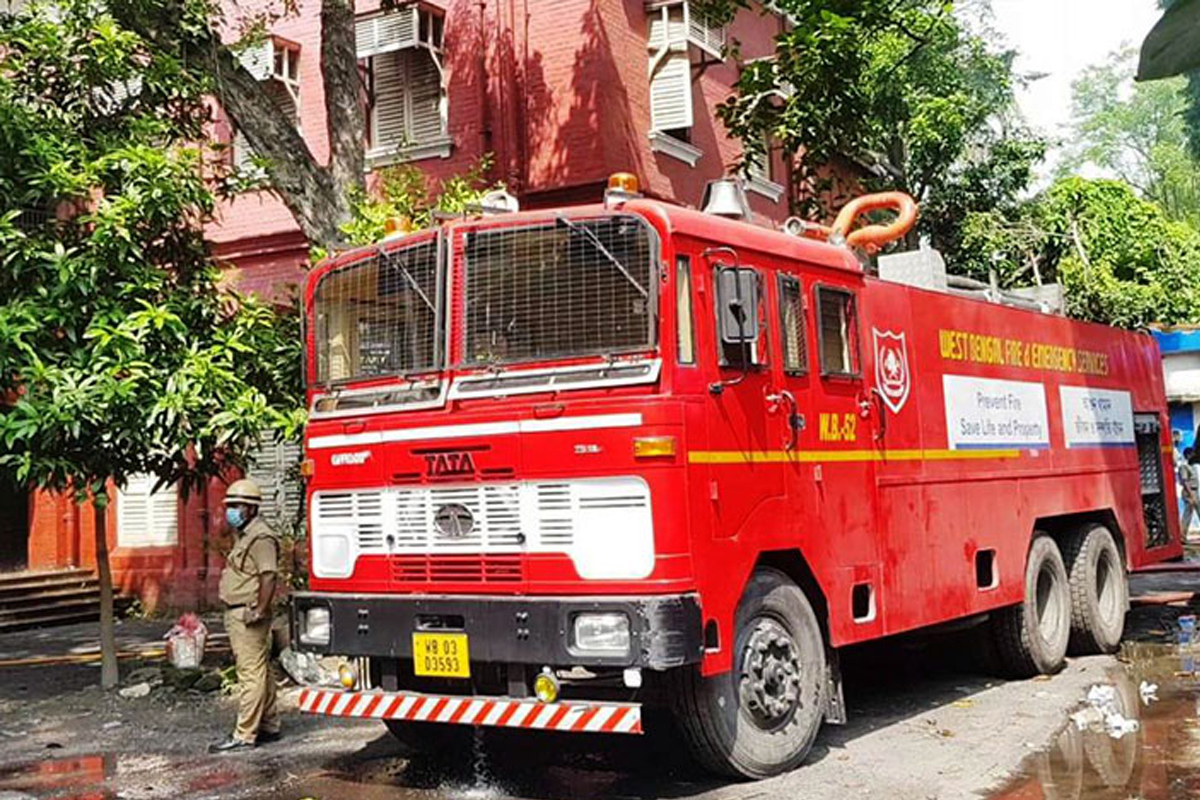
[224,478,263,507]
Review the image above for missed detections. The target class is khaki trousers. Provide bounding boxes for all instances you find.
[225,609,279,743]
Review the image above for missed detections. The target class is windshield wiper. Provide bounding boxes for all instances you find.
[555,215,648,299]
[379,247,436,314]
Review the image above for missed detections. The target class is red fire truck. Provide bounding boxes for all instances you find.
[291,178,1182,778]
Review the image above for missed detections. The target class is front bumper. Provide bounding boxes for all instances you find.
[298,686,643,734]
[291,591,703,670]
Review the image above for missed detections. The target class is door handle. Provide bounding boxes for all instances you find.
[766,389,802,451]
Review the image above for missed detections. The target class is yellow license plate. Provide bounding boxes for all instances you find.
[412,632,470,678]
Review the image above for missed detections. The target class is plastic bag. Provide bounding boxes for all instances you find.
[164,612,209,670]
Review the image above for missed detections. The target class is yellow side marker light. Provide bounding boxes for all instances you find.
[633,436,677,458]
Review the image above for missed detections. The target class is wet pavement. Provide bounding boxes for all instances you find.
[989,640,1200,800]
[4,578,1200,800]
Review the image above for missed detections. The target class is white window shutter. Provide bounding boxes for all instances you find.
[647,6,685,50]
[238,39,274,81]
[117,474,178,548]
[247,440,304,533]
[370,50,408,154]
[407,49,444,144]
[747,136,771,182]
[356,8,418,58]
[686,5,725,54]
[649,51,693,132]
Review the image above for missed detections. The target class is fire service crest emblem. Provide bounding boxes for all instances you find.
[872,328,911,414]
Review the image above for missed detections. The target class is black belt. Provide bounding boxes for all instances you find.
[224,603,247,611]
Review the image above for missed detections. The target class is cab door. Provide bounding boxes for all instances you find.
[698,250,783,540]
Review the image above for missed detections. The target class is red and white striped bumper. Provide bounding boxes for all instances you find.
[298,687,643,735]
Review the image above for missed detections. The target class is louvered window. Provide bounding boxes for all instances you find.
[231,39,301,174]
[649,51,693,134]
[117,474,178,549]
[246,440,305,536]
[645,1,722,150]
[646,1,725,57]
[359,7,447,162]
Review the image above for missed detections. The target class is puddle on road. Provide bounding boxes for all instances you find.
[0,751,251,800]
[276,726,708,800]
[989,641,1200,800]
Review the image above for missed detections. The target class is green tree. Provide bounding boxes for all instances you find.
[715,0,1043,242]
[0,2,304,688]
[338,155,502,250]
[957,178,1200,328]
[1060,47,1200,225]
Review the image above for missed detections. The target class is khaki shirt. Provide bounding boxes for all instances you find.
[218,516,280,607]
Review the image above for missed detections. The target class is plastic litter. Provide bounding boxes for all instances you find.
[1140,680,1159,705]
[117,682,151,699]
[1179,614,1196,646]
[164,613,209,670]
[1073,683,1139,740]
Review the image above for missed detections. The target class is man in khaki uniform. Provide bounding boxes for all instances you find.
[209,478,282,753]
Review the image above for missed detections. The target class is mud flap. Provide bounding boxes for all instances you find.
[824,647,847,724]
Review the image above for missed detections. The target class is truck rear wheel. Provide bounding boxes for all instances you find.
[991,534,1070,677]
[1062,523,1127,655]
[668,568,826,779]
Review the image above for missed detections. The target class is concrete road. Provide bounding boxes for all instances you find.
[0,620,1120,800]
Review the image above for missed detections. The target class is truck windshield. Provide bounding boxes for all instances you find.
[461,214,657,365]
[313,238,442,384]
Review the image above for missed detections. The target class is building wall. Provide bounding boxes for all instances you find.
[27,479,227,610]
[206,0,791,297]
[25,0,793,610]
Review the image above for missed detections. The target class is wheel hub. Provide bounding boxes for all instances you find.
[739,618,803,728]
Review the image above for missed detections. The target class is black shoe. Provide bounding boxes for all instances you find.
[208,737,256,754]
[257,730,282,744]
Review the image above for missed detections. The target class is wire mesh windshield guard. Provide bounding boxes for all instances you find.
[313,237,443,384]
[461,215,658,366]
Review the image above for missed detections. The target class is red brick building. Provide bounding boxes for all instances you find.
[8,0,794,610]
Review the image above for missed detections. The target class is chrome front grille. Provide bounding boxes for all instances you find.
[311,478,651,555]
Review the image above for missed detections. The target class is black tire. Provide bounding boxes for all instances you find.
[668,567,827,779]
[384,719,476,754]
[1061,523,1127,655]
[991,534,1071,678]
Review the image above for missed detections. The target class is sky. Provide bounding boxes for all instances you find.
[989,0,1162,174]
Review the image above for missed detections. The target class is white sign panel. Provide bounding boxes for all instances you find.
[943,375,1050,450]
[1059,386,1135,448]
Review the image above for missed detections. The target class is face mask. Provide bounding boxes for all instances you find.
[226,507,247,530]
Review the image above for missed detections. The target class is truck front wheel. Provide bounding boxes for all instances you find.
[991,533,1071,677]
[668,568,827,779]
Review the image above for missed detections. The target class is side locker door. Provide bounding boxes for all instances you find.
[860,279,928,634]
[810,280,884,644]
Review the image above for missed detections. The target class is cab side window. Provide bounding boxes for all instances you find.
[816,285,860,377]
[676,256,695,365]
[778,274,808,375]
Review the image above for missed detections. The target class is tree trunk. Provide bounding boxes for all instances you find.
[321,0,367,196]
[93,490,119,690]
[106,0,363,252]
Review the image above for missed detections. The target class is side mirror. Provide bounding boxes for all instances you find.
[716,267,759,345]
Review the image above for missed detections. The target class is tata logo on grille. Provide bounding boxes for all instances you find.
[424,451,477,478]
[433,503,475,539]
